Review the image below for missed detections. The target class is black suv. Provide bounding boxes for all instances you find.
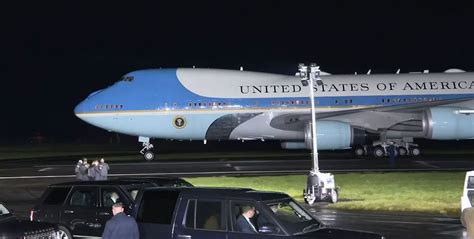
[117,176,194,187]
[30,180,155,239]
[0,201,59,238]
[133,187,384,239]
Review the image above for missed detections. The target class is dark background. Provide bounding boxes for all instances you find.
[1,1,474,144]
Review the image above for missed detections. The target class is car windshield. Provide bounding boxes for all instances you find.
[264,199,320,235]
[0,204,11,215]
[468,176,474,189]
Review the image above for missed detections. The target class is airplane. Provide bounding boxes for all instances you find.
[74,67,474,161]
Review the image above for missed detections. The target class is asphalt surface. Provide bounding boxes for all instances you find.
[0,151,471,239]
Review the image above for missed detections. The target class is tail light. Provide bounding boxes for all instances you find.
[29,209,36,221]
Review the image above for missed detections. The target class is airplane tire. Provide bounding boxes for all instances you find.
[373,146,385,159]
[398,147,408,156]
[410,147,421,157]
[144,151,155,161]
[354,146,365,157]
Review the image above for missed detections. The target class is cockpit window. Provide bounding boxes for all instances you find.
[121,76,134,82]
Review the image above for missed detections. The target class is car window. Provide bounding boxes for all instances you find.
[69,188,97,208]
[137,190,179,224]
[43,187,71,205]
[468,176,474,189]
[231,200,284,235]
[177,180,194,187]
[231,201,258,233]
[128,189,139,201]
[185,199,225,231]
[268,201,312,223]
[101,187,123,208]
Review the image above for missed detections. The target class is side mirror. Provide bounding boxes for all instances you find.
[258,223,279,234]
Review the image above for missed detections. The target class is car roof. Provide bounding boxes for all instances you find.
[117,177,193,186]
[49,180,153,187]
[144,187,290,201]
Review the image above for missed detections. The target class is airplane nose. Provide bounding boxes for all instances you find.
[74,100,86,118]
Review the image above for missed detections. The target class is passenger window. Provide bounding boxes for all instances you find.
[69,188,97,208]
[101,188,122,208]
[231,201,258,233]
[127,189,139,201]
[137,191,179,224]
[185,200,225,231]
[43,187,71,205]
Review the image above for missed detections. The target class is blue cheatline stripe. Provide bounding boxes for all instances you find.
[78,93,474,114]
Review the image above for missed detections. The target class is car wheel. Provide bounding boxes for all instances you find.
[57,225,72,239]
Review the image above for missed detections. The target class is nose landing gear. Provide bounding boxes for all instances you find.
[139,137,155,161]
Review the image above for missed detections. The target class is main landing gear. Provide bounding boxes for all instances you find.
[139,136,155,161]
[353,142,422,159]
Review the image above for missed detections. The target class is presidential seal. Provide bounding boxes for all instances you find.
[173,116,187,129]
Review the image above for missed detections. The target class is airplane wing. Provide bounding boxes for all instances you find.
[316,96,474,119]
[270,97,474,132]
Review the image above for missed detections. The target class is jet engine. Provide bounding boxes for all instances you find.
[304,121,378,150]
[423,107,474,140]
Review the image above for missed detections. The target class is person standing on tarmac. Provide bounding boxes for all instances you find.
[102,202,139,239]
[88,160,100,181]
[75,160,83,180]
[79,159,89,181]
[99,158,110,180]
[387,143,396,168]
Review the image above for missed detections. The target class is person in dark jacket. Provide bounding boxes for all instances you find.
[99,158,110,180]
[102,202,139,239]
[79,159,89,181]
[387,143,397,168]
[74,160,83,180]
[236,205,257,233]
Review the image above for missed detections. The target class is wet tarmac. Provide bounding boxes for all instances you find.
[0,151,471,238]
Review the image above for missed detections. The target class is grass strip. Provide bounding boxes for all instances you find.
[186,171,465,216]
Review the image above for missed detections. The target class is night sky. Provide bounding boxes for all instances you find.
[1,1,474,143]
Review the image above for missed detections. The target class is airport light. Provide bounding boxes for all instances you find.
[298,63,338,204]
[297,63,322,173]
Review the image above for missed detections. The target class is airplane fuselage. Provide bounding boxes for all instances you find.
[74,68,474,151]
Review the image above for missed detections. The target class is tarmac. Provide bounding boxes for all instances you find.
[0,150,471,239]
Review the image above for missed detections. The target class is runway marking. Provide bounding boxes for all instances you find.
[414,161,440,169]
[0,167,471,180]
[38,167,53,172]
[32,159,313,168]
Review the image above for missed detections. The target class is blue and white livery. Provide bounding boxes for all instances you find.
[74,68,474,160]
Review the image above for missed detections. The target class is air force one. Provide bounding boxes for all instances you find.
[74,68,474,160]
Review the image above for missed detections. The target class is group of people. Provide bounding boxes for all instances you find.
[75,158,110,181]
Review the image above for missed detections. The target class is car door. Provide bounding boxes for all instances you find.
[174,198,229,239]
[60,186,101,237]
[97,186,132,233]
